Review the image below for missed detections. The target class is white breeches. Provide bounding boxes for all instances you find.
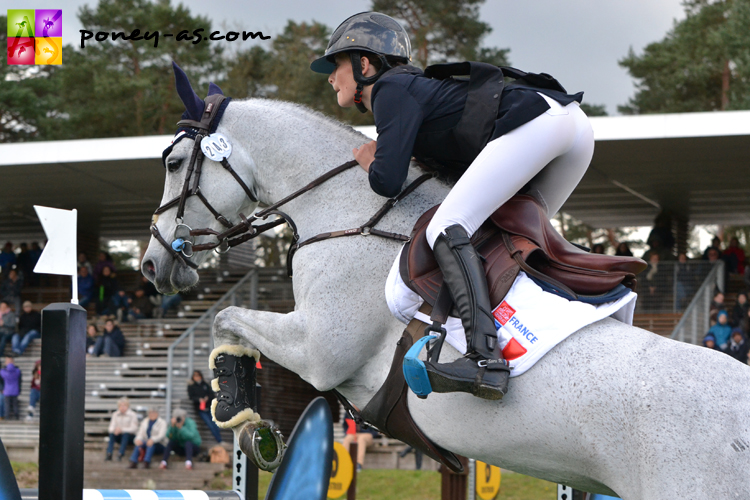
[425,93,595,248]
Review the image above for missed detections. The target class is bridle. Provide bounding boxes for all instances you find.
[151,94,433,276]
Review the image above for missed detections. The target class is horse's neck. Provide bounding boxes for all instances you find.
[225,99,446,240]
[225,100,450,407]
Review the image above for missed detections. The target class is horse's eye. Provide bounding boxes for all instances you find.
[167,158,183,172]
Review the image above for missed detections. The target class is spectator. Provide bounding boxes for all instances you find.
[710,292,726,323]
[642,253,670,312]
[342,417,380,471]
[745,265,750,292]
[160,408,201,470]
[28,242,42,285]
[15,244,33,284]
[0,269,23,314]
[0,243,16,275]
[108,290,130,323]
[615,242,633,257]
[724,237,746,275]
[13,301,40,356]
[77,252,93,275]
[157,292,182,319]
[128,406,168,469]
[25,360,40,421]
[591,243,605,254]
[188,370,222,444]
[128,288,153,321]
[0,355,21,420]
[675,253,698,312]
[77,266,95,308]
[709,310,733,350]
[93,251,116,282]
[0,301,17,355]
[703,333,721,351]
[106,397,138,461]
[86,324,98,355]
[92,319,125,358]
[724,330,749,364]
[732,292,749,328]
[703,236,722,260]
[0,372,4,420]
[95,266,118,316]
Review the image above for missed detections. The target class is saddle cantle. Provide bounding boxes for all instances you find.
[400,194,648,309]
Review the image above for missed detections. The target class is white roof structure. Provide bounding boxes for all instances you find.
[1,110,749,239]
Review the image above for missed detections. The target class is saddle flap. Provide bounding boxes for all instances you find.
[401,205,520,308]
[401,195,647,308]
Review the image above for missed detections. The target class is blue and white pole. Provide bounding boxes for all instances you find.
[20,490,241,500]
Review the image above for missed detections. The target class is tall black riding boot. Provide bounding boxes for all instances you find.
[425,224,510,400]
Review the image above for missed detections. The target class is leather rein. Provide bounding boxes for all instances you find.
[151,94,434,275]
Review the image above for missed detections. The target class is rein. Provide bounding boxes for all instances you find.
[152,96,434,275]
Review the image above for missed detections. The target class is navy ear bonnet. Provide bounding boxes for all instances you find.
[162,61,232,168]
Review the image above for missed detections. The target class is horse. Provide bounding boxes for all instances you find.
[142,82,750,499]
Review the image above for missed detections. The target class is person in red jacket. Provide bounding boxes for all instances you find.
[723,237,746,274]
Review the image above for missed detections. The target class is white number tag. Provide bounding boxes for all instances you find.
[201,133,232,161]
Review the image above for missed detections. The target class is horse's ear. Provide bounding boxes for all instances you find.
[172,61,204,120]
[207,82,224,96]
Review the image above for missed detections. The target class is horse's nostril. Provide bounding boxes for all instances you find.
[142,260,156,281]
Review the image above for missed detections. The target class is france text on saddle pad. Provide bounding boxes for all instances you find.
[386,248,637,377]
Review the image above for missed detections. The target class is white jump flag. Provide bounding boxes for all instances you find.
[33,206,79,304]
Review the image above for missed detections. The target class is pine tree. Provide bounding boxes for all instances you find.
[371,0,509,67]
[619,0,750,114]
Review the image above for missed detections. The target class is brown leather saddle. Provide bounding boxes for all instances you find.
[400,194,648,309]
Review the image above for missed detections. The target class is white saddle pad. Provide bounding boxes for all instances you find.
[385,247,637,377]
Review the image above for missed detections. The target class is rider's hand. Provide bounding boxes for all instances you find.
[353,140,377,173]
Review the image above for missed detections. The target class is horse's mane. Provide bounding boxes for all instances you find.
[230,97,455,186]
[233,97,370,141]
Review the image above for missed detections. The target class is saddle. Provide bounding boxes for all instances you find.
[400,194,648,309]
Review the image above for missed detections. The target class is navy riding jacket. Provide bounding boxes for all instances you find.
[368,65,583,198]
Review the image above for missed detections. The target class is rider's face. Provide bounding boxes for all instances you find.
[329,54,358,108]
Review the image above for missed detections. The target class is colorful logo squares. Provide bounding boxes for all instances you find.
[7,9,62,65]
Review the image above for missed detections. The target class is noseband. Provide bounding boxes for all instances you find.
[151,94,433,275]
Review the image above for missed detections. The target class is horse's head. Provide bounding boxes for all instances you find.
[141,62,260,294]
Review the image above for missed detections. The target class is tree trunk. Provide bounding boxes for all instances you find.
[721,59,730,111]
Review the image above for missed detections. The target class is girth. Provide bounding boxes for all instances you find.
[335,305,464,473]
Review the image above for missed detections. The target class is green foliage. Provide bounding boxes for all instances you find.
[579,103,608,116]
[54,0,223,139]
[619,0,750,114]
[371,0,510,68]
[0,15,63,142]
[220,20,374,126]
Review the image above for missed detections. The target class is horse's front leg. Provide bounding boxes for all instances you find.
[212,306,322,382]
[211,306,314,470]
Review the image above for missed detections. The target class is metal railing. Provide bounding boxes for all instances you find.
[635,260,716,314]
[165,269,258,422]
[671,261,725,345]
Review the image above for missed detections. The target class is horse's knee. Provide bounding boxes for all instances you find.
[213,307,245,345]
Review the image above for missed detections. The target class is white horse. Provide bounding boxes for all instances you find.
[143,96,750,499]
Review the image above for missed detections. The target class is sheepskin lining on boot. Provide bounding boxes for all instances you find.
[208,344,260,370]
[211,399,261,429]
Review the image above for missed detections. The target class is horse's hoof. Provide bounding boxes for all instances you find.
[237,419,286,471]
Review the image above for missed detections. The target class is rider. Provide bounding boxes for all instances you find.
[311,12,594,401]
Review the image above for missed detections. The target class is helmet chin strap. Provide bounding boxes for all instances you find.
[350,51,392,114]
